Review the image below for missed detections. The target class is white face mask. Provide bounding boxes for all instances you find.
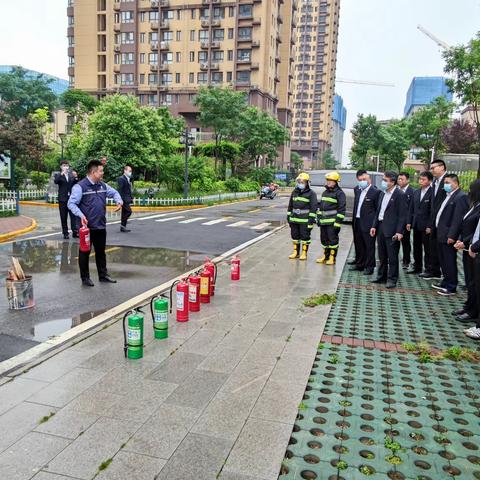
[125,171,132,178]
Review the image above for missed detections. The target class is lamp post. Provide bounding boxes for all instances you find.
[59,133,66,161]
[180,128,195,199]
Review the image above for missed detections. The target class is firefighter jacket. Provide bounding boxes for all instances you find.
[287,186,318,227]
[317,185,346,228]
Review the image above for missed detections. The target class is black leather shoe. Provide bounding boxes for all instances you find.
[452,309,466,316]
[363,268,374,275]
[371,278,387,284]
[347,259,358,265]
[350,265,364,271]
[72,232,79,238]
[418,272,441,280]
[99,275,117,283]
[386,281,397,289]
[63,234,69,239]
[82,278,94,287]
[456,313,476,322]
[120,227,131,233]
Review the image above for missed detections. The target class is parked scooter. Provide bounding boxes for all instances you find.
[260,184,278,200]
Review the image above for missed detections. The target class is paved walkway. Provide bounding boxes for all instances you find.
[0,215,35,236]
[0,227,351,480]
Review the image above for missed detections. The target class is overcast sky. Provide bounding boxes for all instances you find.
[0,0,479,164]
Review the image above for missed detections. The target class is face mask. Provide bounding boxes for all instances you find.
[358,180,368,190]
[296,182,305,190]
[381,180,389,191]
[125,171,132,178]
[444,184,452,193]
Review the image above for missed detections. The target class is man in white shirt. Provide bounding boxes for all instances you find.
[397,172,415,269]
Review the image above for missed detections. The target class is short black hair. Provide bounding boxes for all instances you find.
[469,180,480,205]
[398,171,410,180]
[445,173,459,184]
[87,159,103,173]
[384,171,398,184]
[60,160,69,167]
[419,171,433,181]
[431,159,446,169]
[356,169,367,178]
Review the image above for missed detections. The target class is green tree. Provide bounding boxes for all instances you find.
[322,148,336,169]
[194,141,240,176]
[157,154,207,193]
[0,67,58,120]
[379,120,410,172]
[350,114,382,168]
[443,31,480,177]
[406,96,454,164]
[60,89,98,123]
[238,107,289,166]
[248,167,275,186]
[290,151,304,172]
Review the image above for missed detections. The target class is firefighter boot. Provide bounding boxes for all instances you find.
[326,249,337,265]
[289,242,300,259]
[299,243,309,261]
[316,249,329,264]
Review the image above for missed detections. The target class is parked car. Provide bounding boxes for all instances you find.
[309,170,384,222]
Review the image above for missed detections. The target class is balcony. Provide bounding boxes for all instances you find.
[252,18,261,26]
[238,36,252,43]
[151,22,159,30]
[159,41,169,50]
[150,41,158,50]
[113,22,121,32]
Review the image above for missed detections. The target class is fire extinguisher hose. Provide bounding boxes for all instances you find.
[122,310,133,358]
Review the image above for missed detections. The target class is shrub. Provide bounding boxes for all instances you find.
[225,177,241,192]
[30,171,50,189]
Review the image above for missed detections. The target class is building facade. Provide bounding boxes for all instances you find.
[403,76,452,117]
[289,0,340,170]
[331,93,346,164]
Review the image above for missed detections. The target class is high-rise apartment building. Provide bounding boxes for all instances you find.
[290,0,340,170]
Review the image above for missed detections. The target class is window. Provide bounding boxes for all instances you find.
[149,53,158,65]
[121,73,134,85]
[163,10,174,20]
[121,11,134,23]
[189,51,195,62]
[162,31,173,41]
[149,32,159,42]
[121,32,134,44]
[68,36,75,47]
[228,6,235,17]
[69,56,75,66]
[162,94,172,105]
[162,52,173,64]
[149,73,158,84]
[189,72,194,83]
[69,75,74,86]
[175,73,181,83]
[227,50,233,61]
[114,74,119,85]
[237,70,250,83]
[122,52,134,64]
[213,7,224,19]
[227,71,232,81]
[239,4,253,17]
[140,12,146,22]
[199,30,208,41]
[140,32,146,43]
[213,29,224,40]
[212,72,223,83]
[139,73,145,84]
[213,50,224,62]
[176,30,181,41]
[162,73,172,84]
[68,16,74,26]
[237,49,251,61]
[200,8,209,19]
[228,28,234,39]
[176,52,181,62]
[191,8,196,19]
[189,93,196,102]
[198,51,208,62]
[190,30,195,41]
[149,11,159,21]
[238,27,252,39]
[197,72,208,84]
[114,54,120,64]
[177,10,181,20]
[140,53,145,64]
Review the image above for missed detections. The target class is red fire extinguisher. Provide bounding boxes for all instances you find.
[188,274,201,312]
[170,279,189,322]
[204,258,217,297]
[199,269,211,304]
[231,256,240,281]
[79,225,91,253]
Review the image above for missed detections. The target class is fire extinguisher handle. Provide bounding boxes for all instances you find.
[169,280,179,314]
[122,310,132,358]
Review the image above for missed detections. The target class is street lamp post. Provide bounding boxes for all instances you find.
[59,133,66,161]
[180,128,195,200]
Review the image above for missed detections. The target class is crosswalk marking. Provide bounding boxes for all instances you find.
[227,221,250,228]
[137,213,170,221]
[155,216,185,222]
[178,217,207,224]
[251,222,272,230]
[202,218,230,226]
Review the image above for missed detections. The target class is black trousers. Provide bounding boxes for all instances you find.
[428,229,442,276]
[474,257,480,327]
[59,201,78,235]
[401,229,411,265]
[437,242,458,292]
[320,225,339,249]
[121,202,132,227]
[78,228,108,280]
[376,223,400,283]
[352,223,361,263]
[290,223,311,243]
[413,228,431,272]
[358,229,376,270]
[463,251,477,316]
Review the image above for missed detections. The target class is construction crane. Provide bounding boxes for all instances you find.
[417,25,451,50]
[336,78,395,87]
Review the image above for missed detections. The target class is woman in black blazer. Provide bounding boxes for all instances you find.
[454,180,480,322]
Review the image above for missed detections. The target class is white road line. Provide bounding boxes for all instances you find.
[135,213,171,221]
[202,218,229,226]
[226,221,250,228]
[178,217,207,224]
[251,222,272,230]
[155,216,185,223]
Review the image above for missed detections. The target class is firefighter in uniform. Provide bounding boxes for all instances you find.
[316,171,346,265]
[287,173,318,261]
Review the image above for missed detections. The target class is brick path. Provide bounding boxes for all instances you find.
[0,215,34,235]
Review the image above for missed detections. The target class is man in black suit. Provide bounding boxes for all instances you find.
[406,171,433,275]
[351,171,381,275]
[349,169,367,266]
[370,171,407,289]
[397,172,415,269]
[117,165,133,232]
[420,159,448,279]
[433,174,469,296]
[54,161,78,239]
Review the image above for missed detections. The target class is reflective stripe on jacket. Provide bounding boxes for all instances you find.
[287,187,318,225]
[317,186,346,228]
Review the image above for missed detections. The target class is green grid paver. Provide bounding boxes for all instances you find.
[279,247,480,480]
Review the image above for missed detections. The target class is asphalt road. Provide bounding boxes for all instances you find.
[0,197,288,362]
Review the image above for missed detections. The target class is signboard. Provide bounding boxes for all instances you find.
[0,153,11,180]
[275,173,287,181]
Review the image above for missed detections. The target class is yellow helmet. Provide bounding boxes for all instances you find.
[325,171,341,182]
[296,172,310,182]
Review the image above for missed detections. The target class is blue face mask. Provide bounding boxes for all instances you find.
[381,180,389,191]
[444,183,452,193]
[358,180,368,190]
[296,182,305,190]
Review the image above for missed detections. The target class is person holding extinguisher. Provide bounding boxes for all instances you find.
[287,173,318,261]
[68,159,123,287]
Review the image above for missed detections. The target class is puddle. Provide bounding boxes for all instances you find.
[32,309,108,342]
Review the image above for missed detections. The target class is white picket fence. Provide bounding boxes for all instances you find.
[0,199,16,213]
[0,189,48,200]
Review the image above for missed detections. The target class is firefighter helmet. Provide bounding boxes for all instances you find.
[325,171,341,182]
[296,172,310,182]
